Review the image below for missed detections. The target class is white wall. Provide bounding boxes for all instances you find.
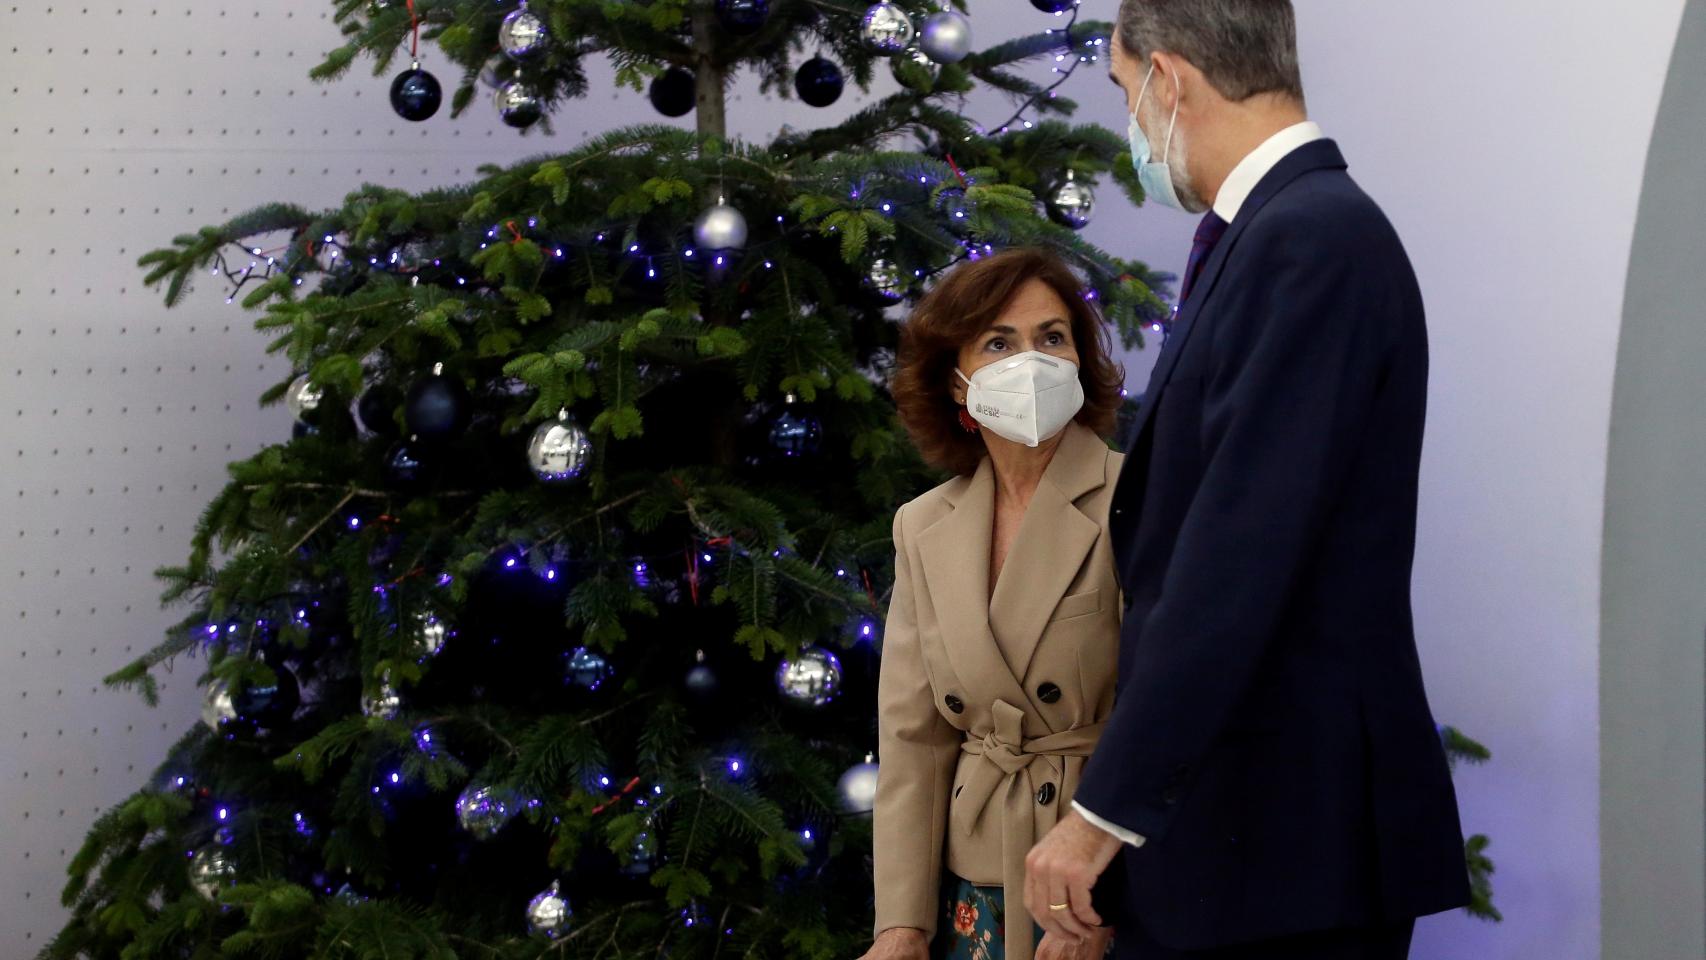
[0,1,1684,955]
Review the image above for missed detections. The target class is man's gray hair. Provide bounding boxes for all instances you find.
[1116,0,1304,102]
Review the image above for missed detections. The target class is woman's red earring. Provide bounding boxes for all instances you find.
[957,407,981,434]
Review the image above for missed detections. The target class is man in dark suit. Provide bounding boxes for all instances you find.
[1021,2,1471,958]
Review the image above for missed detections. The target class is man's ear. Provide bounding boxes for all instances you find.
[1149,50,1183,114]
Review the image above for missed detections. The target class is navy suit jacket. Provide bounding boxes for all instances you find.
[1075,140,1471,949]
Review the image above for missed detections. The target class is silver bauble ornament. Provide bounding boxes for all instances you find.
[201,679,238,731]
[498,7,549,59]
[526,880,573,938]
[362,676,402,720]
[867,258,905,300]
[890,45,938,88]
[333,882,369,905]
[621,827,659,876]
[409,608,451,660]
[495,79,544,129]
[693,197,749,251]
[189,845,237,900]
[527,410,593,483]
[776,647,844,707]
[837,753,880,813]
[919,10,972,64]
[1048,171,1095,229]
[565,647,613,691]
[456,782,521,839]
[480,54,514,89]
[285,374,324,423]
[859,2,915,54]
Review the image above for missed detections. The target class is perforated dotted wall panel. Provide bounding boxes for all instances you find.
[0,3,1161,947]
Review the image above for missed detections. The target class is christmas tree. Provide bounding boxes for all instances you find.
[43,0,1172,956]
[44,0,1498,955]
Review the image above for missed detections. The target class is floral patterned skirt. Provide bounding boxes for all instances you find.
[932,874,1041,960]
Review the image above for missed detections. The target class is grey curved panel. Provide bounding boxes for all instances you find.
[1601,1,1706,956]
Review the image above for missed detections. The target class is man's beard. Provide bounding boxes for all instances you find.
[1140,97,1210,214]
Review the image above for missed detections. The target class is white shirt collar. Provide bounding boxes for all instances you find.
[1211,120,1325,222]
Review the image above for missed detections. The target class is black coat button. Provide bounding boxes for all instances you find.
[1036,782,1057,805]
[944,694,964,714]
[1036,682,1062,704]
[1161,764,1190,805]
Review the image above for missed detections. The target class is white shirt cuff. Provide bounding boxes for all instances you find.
[1073,801,1147,848]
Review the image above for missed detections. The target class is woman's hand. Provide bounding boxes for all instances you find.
[858,927,930,960]
[1037,926,1114,960]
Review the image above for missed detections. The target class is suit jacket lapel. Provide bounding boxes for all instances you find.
[988,424,1107,682]
[1121,139,1352,455]
[916,459,1032,711]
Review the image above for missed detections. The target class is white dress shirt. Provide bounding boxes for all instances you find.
[1211,120,1324,223]
[1071,119,1326,850]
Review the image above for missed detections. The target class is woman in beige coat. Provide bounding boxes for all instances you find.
[863,248,1126,960]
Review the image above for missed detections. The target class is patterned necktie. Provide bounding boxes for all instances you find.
[1179,211,1230,305]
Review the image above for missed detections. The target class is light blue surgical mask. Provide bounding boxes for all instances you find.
[1127,64,1187,212]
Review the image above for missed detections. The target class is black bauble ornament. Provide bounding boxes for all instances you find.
[794,57,845,108]
[649,68,697,118]
[389,65,442,122]
[714,0,770,35]
[404,365,472,441]
[233,664,302,730]
[358,385,402,437]
[684,650,719,702]
[384,440,428,489]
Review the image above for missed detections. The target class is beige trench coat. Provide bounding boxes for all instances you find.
[873,422,1124,960]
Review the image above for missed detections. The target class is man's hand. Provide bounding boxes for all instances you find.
[1037,927,1114,960]
[856,927,930,960]
[1024,809,1123,944]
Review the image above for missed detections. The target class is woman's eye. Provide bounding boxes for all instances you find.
[986,338,1007,352]
[1046,332,1066,346]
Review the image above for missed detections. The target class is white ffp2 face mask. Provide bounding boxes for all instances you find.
[956,351,1086,448]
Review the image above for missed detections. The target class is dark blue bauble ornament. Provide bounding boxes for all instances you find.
[769,406,823,457]
[404,366,472,441]
[564,647,613,691]
[1030,0,1074,11]
[390,66,442,122]
[794,56,845,108]
[649,67,697,118]
[715,0,770,35]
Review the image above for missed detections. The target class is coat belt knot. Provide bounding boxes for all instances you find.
[954,698,1105,960]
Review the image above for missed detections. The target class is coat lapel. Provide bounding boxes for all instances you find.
[916,459,1032,711]
[987,424,1107,682]
[1121,139,1352,454]
[916,425,1111,713]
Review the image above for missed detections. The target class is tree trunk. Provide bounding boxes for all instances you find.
[691,4,727,143]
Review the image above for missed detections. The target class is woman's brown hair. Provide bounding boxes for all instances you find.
[892,247,1126,476]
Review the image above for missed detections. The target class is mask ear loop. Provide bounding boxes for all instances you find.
[1134,64,1156,126]
[1162,67,1181,163]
